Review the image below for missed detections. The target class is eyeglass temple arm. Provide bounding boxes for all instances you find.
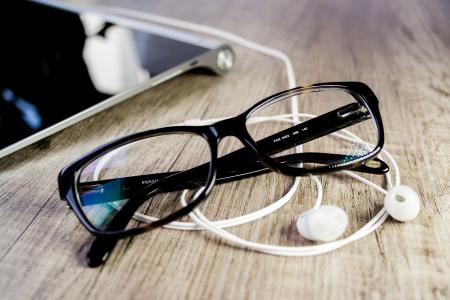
[250,102,371,157]
[214,154,388,184]
[78,152,388,206]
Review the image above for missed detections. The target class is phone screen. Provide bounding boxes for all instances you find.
[0,2,209,151]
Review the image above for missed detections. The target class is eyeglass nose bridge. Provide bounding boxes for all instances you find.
[208,116,278,171]
[211,115,251,138]
[210,116,260,153]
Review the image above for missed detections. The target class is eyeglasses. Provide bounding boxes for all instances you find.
[58,82,385,266]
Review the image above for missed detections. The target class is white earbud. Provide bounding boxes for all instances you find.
[384,185,420,222]
[296,205,348,242]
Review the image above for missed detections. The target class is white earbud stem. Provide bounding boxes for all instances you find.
[296,205,348,242]
[384,185,420,222]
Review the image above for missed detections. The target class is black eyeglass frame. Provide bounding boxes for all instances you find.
[58,81,384,241]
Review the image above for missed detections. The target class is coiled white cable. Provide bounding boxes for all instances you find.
[76,2,402,256]
[94,112,398,255]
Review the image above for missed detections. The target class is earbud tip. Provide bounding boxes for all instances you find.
[384,185,420,222]
[296,205,348,242]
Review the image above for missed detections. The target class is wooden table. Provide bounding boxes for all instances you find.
[1,0,449,299]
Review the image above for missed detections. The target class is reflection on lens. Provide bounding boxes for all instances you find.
[76,133,211,231]
[245,88,378,169]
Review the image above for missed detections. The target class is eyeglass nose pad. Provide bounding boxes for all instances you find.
[216,136,249,158]
[216,135,276,172]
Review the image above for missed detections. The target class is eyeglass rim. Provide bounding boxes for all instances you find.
[59,128,218,238]
[241,81,384,176]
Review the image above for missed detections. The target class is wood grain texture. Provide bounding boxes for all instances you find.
[1,0,449,299]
